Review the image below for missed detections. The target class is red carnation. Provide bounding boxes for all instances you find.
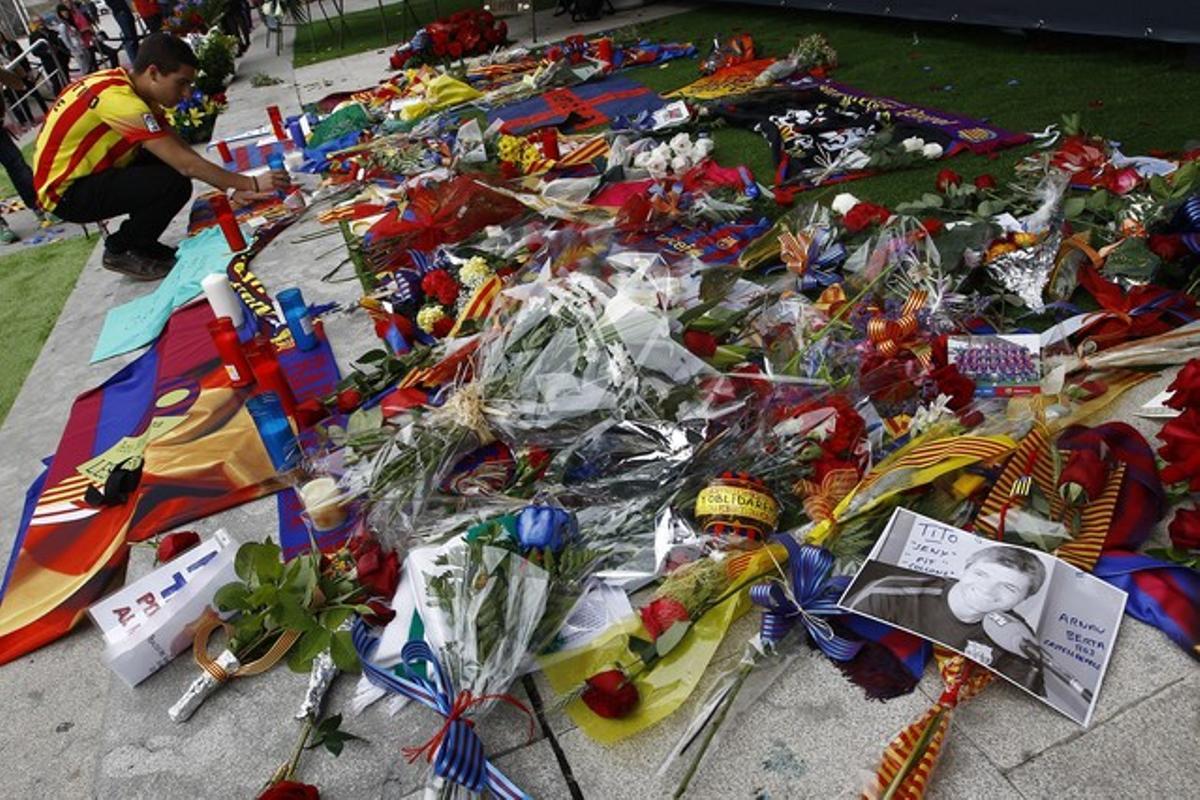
[156,531,200,563]
[447,41,463,59]
[580,669,639,719]
[431,316,455,338]
[1168,506,1200,551]
[640,597,690,641]
[842,202,891,233]
[1158,408,1200,491]
[1148,234,1189,263]
[421,269,460,306]
[336,388,363,413]
[973,174,997,190]
[259,782,320,800]
[1102,166,1140,195]
[1165,360,1200,410]
[935,169,962,192]
[293,398,330,429]
[682,329,718,358]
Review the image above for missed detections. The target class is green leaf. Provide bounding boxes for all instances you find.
[275,593,318,633]
[324,737,344,757]
[213,582,251,612]
[921,192,944,208]
[320,607,354,629]
[288,627,331,673]
[1063,196,1087,219]
[1085,190,1109,212]
[628,636,659,667]
[234,543,258,582]
[245,583,279,609]
[356,349,389,363]
[329,629,360,672]
[655,620,692,658]
[253,541,284,583]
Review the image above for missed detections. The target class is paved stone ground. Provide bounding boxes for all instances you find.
[0,5,1197,799]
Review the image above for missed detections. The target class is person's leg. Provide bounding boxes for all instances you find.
[0,127,40,210]
[54,157,191,252]
[116,11,139,62]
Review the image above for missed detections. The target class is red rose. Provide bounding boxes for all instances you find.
[1168,506,1200,551]
[973,174,997,190]
[935,169,962,192]
[823,396,865,456]
[156,531,200,563]
[351,534,402,599]
[920,218,945,236]
[259,782,320,800]
[580,669,639,719]
[362,599,396,627]
[1058,448,1108,503]
[1158,408,1200,491]
[682,329,718,358]
[843,202,891,233]
[640,596,690,641]
[431,316,455,338]
[447,41,463,59]
[336,388,363,413]
[930,364,975,410]
[1165,360,1200,410]
[1148,234,1189,263]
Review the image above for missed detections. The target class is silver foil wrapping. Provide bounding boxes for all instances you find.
[168,649,240,723]
[296,619,352,720]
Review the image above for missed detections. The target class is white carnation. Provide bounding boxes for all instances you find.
[922,142,944,159]
[901,136,925,153]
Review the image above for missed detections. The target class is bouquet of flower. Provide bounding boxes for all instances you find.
[166,88,227,144]
[388,9,508,70]
[165,0,225,35]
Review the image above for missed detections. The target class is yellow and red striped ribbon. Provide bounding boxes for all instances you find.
[864,650,994,800]
[867,290,928,364]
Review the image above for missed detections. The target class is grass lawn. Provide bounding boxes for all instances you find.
[617,3,1200,209]
[0,236,94,425]
[0,140,36,201]
[294,0,558,68]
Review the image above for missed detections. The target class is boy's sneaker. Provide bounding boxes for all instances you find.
[0,224,18,244]
[102,247,172,281]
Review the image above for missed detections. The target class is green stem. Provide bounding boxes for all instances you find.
[286,716,317,781]
[673,660,755,798]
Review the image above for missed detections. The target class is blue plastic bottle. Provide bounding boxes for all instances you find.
[277,287,319,351]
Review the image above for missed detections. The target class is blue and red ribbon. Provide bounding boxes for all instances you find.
[352,620,533,799]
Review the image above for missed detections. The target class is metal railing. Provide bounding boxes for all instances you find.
[3,38,67,129]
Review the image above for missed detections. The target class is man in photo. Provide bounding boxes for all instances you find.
[844,544,1047,695]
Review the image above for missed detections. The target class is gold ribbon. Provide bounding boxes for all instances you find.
[867,290,930,366]
[192,613,302,682]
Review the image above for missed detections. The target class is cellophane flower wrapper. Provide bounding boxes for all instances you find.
[658,634,808,793]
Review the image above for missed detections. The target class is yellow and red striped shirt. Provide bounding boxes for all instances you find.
[33,68,170,211]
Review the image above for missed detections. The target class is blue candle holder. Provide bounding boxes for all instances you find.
[247,392,300,471]
[277,287,319,351]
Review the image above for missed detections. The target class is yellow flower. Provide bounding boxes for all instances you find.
[416,305,448,333]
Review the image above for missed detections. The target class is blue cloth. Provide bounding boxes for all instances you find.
[91,226,234,363]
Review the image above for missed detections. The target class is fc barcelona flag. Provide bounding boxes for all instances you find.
[0,302,339,664]
[488,75,666,135]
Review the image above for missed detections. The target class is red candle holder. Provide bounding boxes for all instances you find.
[267,105,287,141]
[216,140,233,164]
[244,338,298,415]
[210,194,247,252]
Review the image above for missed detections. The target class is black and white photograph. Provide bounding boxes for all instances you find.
[839,508,1127,726]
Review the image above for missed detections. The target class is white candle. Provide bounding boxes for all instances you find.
[201,273,244,326]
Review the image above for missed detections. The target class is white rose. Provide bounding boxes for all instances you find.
[653,143,673,162]
[645,154,670,178]
[633,150,653,169]
[901,136,925,153]
[831,192,860,215]
[670,154,691,174]
[922,142,944,159]
[692,137,715,159]
[669,132,693,156]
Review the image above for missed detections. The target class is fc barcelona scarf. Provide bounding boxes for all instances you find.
[0,302,339,664]
[488,75,666,135]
